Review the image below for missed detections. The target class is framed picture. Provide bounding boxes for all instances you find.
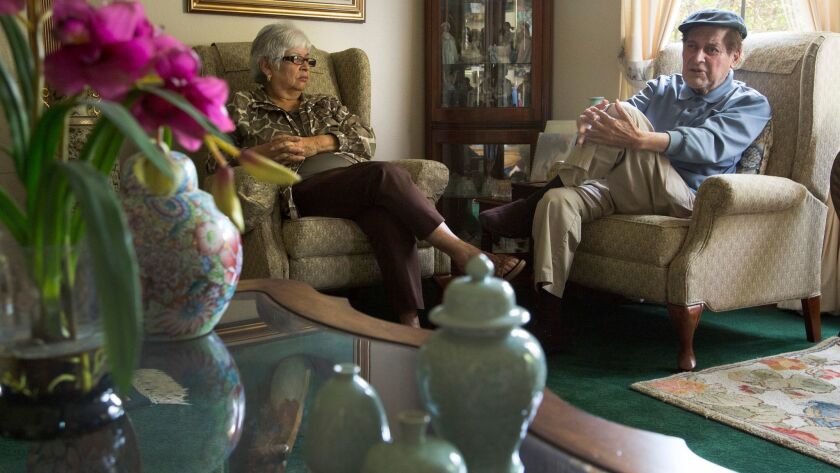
[186,0,365,22]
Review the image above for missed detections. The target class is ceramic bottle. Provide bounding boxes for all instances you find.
[416,254,547,473]
[303,363,390,473]
[361,410,466,473]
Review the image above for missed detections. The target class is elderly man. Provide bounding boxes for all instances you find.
[480,9,771,300]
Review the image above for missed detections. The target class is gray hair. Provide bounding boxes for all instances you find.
[250,23,312,85]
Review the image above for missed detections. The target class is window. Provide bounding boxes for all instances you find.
[672,0,799,41]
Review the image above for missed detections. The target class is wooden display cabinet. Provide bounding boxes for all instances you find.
[424,0,552,245]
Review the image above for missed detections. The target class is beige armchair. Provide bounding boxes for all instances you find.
[564,32,840,370]
[192,42,451,289]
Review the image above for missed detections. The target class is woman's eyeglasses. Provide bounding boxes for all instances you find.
[280,55,317,67]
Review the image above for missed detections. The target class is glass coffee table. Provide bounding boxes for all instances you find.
[0,278,731,472]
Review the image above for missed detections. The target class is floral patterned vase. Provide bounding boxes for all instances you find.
[120,151,242,340]
[127,332,245,472]
[416,254,546,473]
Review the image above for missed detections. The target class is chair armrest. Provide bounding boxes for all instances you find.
[694,174,807,217]
[390,159,450,203]
[668,173,823,309]
[231,167,283,233]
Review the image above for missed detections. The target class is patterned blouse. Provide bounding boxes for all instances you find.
[208,87,376,216]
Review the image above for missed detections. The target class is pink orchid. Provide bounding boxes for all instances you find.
[0,0,25,15]
[51,0,94,44]
[152,35,200,84]
[45,0,155,100]
[132,76,234,151]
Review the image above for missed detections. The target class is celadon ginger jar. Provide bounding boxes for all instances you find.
[416,254,546,473]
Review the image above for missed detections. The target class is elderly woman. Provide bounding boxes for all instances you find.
[209,23,524,327]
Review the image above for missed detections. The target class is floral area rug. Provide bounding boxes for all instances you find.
[631,337,840,467]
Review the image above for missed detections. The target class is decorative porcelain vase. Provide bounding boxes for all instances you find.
[361,410,466,473]
[120,150,242,340]
[416,254,547,473]
[303,363,391,473]
[127,332,245,473]
[0,240,123,440]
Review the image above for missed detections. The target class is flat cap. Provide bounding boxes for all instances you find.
[678,9,747,39]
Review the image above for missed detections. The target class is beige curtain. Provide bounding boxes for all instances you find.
[619,0,683,98]
[790,0,840,32]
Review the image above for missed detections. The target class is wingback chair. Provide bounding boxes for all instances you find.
[191,42,451,289]
[562,32,840,371]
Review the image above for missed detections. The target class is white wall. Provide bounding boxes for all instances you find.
[552,0,622,120]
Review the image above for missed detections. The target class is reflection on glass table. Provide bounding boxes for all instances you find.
[0,278,732,472]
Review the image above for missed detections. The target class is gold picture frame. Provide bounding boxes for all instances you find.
[186,0,365,22]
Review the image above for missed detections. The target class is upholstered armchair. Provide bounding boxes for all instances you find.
[191,42,451,289]
[563,32,840,371]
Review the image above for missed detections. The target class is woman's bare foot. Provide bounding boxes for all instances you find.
[453,251,526,282]
[482,252,526,281]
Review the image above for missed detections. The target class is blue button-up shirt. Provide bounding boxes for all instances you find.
[626,70,771,191]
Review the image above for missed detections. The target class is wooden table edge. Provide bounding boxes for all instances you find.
[229,278,731,473]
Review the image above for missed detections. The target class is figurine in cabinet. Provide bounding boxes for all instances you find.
[441,22,459,64]
[461,28,483,64]
[514,21,532,63]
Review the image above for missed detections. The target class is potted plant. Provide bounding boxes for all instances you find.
[0,0,296,439]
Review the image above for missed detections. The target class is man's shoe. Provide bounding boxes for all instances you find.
[479,199,533,239]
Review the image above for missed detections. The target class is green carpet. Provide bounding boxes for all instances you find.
[545,294,840,473]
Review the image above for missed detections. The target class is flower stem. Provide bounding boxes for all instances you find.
[26,0,45,128]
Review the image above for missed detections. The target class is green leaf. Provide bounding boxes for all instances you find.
[25,99,75,217]
[137,85,233,144]
[0,16,34,115]
[56,160,142,394]
[0,47,28,174]
[86,100,172,179]
[0,188,27,244]
[78,118,125,175]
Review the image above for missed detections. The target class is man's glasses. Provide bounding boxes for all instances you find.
[280,55,317,67]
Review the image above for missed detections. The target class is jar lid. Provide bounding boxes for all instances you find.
[429,254,529,331]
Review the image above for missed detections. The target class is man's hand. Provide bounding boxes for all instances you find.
[576,98,609,146]
[576,100,671,153]
[584,101,644,148]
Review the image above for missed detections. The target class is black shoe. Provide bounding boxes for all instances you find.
[479,176,565,239]
[479,199,533,239]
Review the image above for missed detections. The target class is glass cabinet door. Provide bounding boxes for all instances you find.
[439,0,533,109]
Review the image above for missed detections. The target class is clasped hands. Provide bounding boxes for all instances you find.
[249,135,326,165]
[576,98,642,149]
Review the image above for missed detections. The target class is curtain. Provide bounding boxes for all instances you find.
[790,0,840,32]
[619,0,683,98]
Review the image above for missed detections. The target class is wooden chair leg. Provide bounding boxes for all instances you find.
[667,303,704,372]
[801,295,821,342]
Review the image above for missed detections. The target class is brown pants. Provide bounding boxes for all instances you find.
[292,161,444,313]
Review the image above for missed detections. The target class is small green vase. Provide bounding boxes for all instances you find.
[416,254,547,473]
[303,363,390,473]
[361,410,466,473]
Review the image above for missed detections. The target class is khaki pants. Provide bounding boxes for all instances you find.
[533,104,695,297]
